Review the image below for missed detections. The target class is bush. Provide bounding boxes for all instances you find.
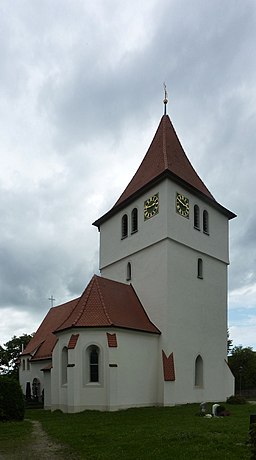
[226,395,246,405]
[0,376,25,421]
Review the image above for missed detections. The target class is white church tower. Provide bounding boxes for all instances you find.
[93,102,236,404]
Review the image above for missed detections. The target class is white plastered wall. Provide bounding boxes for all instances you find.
[50,328,160,413]
[99,178,234,405]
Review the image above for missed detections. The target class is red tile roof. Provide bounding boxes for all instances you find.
[22,276,160,362]
[115,115,214,206]
[93,114,236,227]
[56,275,160,334]
[21,298,78,361]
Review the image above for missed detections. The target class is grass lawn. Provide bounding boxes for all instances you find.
[1,403,255,459]
[26,403,255,459]
[0,418,32,454]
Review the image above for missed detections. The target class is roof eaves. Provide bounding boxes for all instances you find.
[93,170,236,227]
[30,355,52,362]
[51,324,160,334]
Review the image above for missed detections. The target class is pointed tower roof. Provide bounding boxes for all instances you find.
[93,114,235,227]
[115,115,214,206]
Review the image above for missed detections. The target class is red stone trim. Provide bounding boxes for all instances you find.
[162,350,175,381]
[107,333,118,347]
[68,334,79,349]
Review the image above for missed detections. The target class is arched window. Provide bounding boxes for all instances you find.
[203,210,209,234]
[131,208,138,233]
[61,347,68,385]
[194,205,200,230]
[126,262,132,281]
[197,258,203,279]
[195,355,203,387]
[32,378,41,401]
[88,345,99,383]
[121,214,128,239]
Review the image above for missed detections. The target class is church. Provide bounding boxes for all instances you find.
[19,100,236,412]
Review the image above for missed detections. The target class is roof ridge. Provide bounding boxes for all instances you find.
[71,276,96,326]
[54,297,81,331]
[162,115,168,169]
[94,276,112,325]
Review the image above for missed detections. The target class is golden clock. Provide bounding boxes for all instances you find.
[176,193,189,218]
[144,193,159,220]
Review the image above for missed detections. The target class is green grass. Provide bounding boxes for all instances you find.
[27,403,255,459]
[0,419,32,455]
[1,404,255,459]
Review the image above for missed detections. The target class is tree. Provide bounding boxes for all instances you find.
[228,346,256,393]
[0,334,33,380]
[227,329,233,355]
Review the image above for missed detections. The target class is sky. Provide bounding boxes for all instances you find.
[0,0,256,350]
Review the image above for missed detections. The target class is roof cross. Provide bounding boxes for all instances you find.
[163,82,168,115]
[48,295,55,307]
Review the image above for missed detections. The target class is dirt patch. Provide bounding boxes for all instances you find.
[0,419,77,460]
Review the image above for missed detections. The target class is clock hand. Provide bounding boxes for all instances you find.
[177,197,188,209]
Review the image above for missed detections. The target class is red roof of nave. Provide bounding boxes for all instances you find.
[21,275,159,361]
[21,298,78,360]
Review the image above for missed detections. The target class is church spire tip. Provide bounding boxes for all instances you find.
[163,82,168,115]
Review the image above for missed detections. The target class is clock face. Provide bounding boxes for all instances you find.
[176,193,189,218]
[144,193,159,220]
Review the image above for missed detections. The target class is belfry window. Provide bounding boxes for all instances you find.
[131,208,138,233]
[203,210,209,234]
[194,205,200,230]
[197,258,203,279]
[121,214,128,239]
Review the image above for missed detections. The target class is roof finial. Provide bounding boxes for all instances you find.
[163,82,168,115]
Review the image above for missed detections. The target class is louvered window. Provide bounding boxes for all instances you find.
[194,205,200,230]
[121,214,128,238]
[203,210,209,234]
[131,208,138,233]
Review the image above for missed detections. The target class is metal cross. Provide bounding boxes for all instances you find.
[48,295,55,307]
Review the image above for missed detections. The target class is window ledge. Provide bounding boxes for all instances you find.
[194,226,201,231]
[85,382,103,388]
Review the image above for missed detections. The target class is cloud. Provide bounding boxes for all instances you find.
[0,0,256,350]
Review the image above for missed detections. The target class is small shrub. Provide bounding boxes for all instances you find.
[226,395,246,405]
[0,376,25,421]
